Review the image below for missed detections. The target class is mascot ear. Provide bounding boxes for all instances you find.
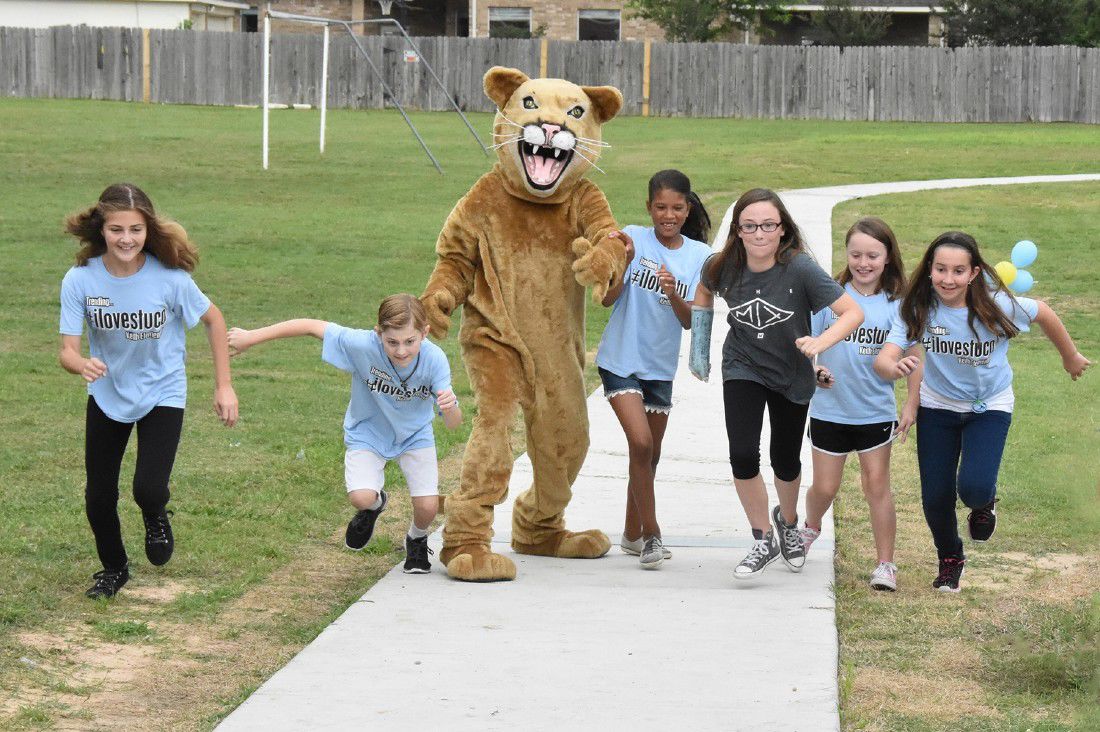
[484,67,530,110]
[580,85,623,124]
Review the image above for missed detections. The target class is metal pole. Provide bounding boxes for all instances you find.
[335,21,443,174]
[393,24,488,155]
[262,11,270,169]
[320,24,329,155]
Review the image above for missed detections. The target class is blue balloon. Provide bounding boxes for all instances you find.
[1009,269,1034,293]
[1011,240,1038,268]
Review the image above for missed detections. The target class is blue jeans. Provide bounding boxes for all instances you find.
[916,406,1012,560]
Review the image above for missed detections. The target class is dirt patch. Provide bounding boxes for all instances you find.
[851,667,1001,724]
[124,579,195,605]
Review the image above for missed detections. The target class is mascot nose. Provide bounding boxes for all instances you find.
[540,123,562,143]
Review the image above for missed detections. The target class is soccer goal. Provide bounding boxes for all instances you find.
[261,4,487,173]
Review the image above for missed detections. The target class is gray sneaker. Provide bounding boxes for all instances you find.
[733,532,780,581]
[640,536,665,569]
[772,505,806,572]
[621,535,672,559]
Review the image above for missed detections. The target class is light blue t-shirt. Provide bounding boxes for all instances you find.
[321,324,452,459]
[810,283,899,425]
[596,225,711,381]
[60,255,211,423]
[885,291,1038,403]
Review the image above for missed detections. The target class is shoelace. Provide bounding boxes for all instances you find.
[145,511,173,544]
[972,510,994,526]
[741,539,771,565]
[936,559,963,583]
[408,540,434,562]
[90,568,125,592]
[782,526,802,554]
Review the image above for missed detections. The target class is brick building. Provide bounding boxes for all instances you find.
[265,0,665,40]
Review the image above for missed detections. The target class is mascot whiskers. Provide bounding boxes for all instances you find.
[421,66,625,581]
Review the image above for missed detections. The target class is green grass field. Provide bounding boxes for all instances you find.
[0,97,1097,729]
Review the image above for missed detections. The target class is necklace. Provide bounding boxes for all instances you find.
[386,352,420,392]
[851,283,878,297]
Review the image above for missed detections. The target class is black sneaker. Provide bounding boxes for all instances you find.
[345,491,388,551]
[143,510,174,566]
[86,564,130,599]
[403,534,434,574]
[932,556,965,593]
[733,531,780,581]
[967,499,998,542]
[771,505,806,572]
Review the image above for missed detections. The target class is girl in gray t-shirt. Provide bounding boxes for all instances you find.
[691,188,863,581]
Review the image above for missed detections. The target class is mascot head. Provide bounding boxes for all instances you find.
[484,66,622,201]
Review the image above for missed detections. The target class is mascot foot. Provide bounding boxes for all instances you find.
[512,529,611,559]
[441,543,516,582]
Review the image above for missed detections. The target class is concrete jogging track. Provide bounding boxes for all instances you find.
[219,174,1100,731]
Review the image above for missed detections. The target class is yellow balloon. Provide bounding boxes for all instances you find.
[994,261,1017,285]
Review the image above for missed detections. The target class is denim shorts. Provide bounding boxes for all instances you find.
[598,367,673,414]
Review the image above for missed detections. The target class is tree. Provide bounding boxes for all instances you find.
[625,0,789,42]
[810,0,892,46]
[941,0,1079,46]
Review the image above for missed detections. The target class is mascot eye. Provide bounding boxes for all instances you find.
[568,105,584,119]
[523,96,538,110]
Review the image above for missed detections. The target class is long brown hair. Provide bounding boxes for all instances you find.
[375,294,428,333]
[703,188,805,291]
[838,217,906,300]
[901,231,1020,342]
[65,183,198,271]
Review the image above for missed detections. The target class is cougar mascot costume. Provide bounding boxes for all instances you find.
[421,67,625,582]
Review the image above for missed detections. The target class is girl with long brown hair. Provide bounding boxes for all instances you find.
[875,231,1090,592]
[59,183,238,600]
[802,217,919,592]
[691,188,864,581]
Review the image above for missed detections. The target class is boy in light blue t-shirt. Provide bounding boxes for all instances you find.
[228,294,462,575]
[875,231,1089,593]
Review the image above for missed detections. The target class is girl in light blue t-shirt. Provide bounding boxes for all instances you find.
[595,170,712,569]
[803,218,920,593]
[228,294,462,575]
[59,184,239,601]
[875,231,1090,593]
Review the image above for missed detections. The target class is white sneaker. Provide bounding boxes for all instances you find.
[620,535,672,559]
[639,536,665,569]
[869,561,898,592]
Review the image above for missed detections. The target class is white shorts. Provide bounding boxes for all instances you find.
[344,447,439,498]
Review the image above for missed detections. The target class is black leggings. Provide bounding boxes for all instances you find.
[722,379,808,482]
[85,396,184,569]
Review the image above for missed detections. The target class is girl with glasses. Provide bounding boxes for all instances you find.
[690,188,863,581]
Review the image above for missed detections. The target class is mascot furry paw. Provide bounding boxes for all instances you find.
[421,67,625,582]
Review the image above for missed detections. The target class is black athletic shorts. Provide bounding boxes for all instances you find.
[808,417,897,455]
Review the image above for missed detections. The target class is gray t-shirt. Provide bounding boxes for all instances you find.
[701,251,845,404]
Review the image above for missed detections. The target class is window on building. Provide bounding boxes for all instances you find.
[489,7,532,38]
[578,9,620,41]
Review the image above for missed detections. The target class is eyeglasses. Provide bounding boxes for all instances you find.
[737,221,781,234]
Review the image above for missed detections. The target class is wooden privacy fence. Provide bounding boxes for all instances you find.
[2,25,1098,123]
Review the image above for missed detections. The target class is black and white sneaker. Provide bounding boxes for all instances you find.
[143,510,174,566]
[86,564,130,599]
[771,505,806,572]
[967,499,998,542]
[345,490,388,551]
[932,556,965,593]
[733,531,780,581]
[403,534,433,574]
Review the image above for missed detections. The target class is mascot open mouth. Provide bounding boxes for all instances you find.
[519,140,573,190]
